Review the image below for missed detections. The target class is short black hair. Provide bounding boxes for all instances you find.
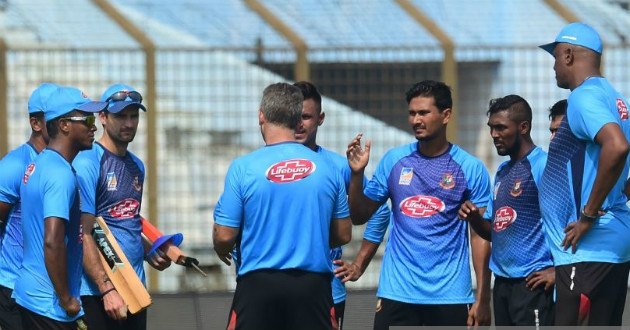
[293,81,322,113]
[45,110,74,139]
[405,80,452,112]
[29,111,45,121]
[487,94,532,126]
[549,99,567,121]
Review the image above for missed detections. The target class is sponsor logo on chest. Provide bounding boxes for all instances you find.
[398,167,413,185]
[265,159,316,183]
[108,198,140,218]
[494,206,517,232]
[106,172,117,191]
[399,195,445,218]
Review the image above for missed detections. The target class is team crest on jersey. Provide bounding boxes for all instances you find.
[493,181,501,200]
[265,159,315,183]
[133,176,143,191]
[510,179,522,197]
[108,198,140,218]
[617,98,628,121]
[494,206,517,232]
[439,173,455,190]
[106,172,117,191]
[400,195,445,218]
[22,163,36,184]
[398,167,413,185]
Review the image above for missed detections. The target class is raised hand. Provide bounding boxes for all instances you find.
[346,133,371,174]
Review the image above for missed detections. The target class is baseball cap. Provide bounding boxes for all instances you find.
[539,22,603,55]
[27,83,60,114]
[101,83,147,113]
[45,86,108,122]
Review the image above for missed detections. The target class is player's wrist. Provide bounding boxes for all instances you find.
[580,206,599,223]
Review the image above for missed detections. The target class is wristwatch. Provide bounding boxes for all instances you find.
[580,206,599,223]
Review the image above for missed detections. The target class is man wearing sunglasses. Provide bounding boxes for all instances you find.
[14,86,106,330]
[73,84,171,330]
[0,83,57,330]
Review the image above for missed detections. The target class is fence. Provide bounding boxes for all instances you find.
[1,44,629,293]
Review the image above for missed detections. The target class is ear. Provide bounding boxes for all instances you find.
[29,116,44,133]
[258,110,264,126]
[318,111,325,126]
[99,111,107,126]
[564,46,574,65]
[519,120,531,135]
[442,108,452,125]
[58,118,71,134]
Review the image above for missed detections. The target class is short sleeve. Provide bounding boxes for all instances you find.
[73,153,100,215]
[482,176,496,221]
[43,169,77,221]
[332,171,350,219]
[363,203,391,244]
[214,161,244,228]
[364,156,392,203]
[568,87,616,142]
[467,160,491,207]
[0,155,25,204]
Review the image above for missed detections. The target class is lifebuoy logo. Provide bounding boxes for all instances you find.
[399,195,445,218]
[494,206,517,232]
[108,198,140,218]
[617,98,628,121]
[266,159,315,183]
[23,163,35,184]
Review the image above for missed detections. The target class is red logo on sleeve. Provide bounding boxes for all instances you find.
[266,159,316,183]
[23,163,36,184]
[617,98,628,121]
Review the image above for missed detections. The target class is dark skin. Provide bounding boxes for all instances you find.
[552,43,630,252]
[45,110,97,316]
[459,109,555,291]
[347,96,491,326]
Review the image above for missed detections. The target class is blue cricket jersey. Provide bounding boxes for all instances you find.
[13,149,84,322]
[540,77,630,265]
[0,143,39,290]
[483,146,553,278]
[316,146,390,304]
[214,142,349,277]
[73,142,145,296]
[364,142,490,304]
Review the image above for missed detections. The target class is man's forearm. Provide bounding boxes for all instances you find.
[354,239,380,274]
[470,231,491,302]
[348,172,381,225]
[585,143,629,214]
[83,234,114,293]
[45,235,72,301]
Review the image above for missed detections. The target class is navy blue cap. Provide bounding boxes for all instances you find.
[539,22,603,55]
[28,83,60,114]
[45,87,108,122]
[148,233,184,256]
[101,83,147,113]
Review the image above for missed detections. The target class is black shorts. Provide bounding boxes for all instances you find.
[81,295,147,330]
[493,275,554,326]
[333,300,345,330]
[226,269,334,330]
[18,305,82,330]
[0,285,22,330]
[555,261,630,326]
[373,297,469,330]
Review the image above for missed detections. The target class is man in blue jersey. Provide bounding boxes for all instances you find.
[213,82,351,330]
[14,86,107,330]
[539,22,630,326]
[73,84,171,330]
[0,83,57,330]
[459,95,555,326]
[293,81,390,330]
[346,80,492,329]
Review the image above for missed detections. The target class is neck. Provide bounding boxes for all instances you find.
[570,69,602,91]
[28,133,47,153]
[46,138,79,163]
[99,135,128,157]
[417,134,449,157]
[510,137,535,162]
[263,125,297,145]
[306,141,318,151]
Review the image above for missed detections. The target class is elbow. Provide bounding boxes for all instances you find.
[340,230,352,245]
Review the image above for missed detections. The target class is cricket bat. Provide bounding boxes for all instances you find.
[93,216,152,314]
[141,217,207,276]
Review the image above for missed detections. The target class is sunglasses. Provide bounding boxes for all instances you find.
[63,115,96,126]
[105,90,143,103]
